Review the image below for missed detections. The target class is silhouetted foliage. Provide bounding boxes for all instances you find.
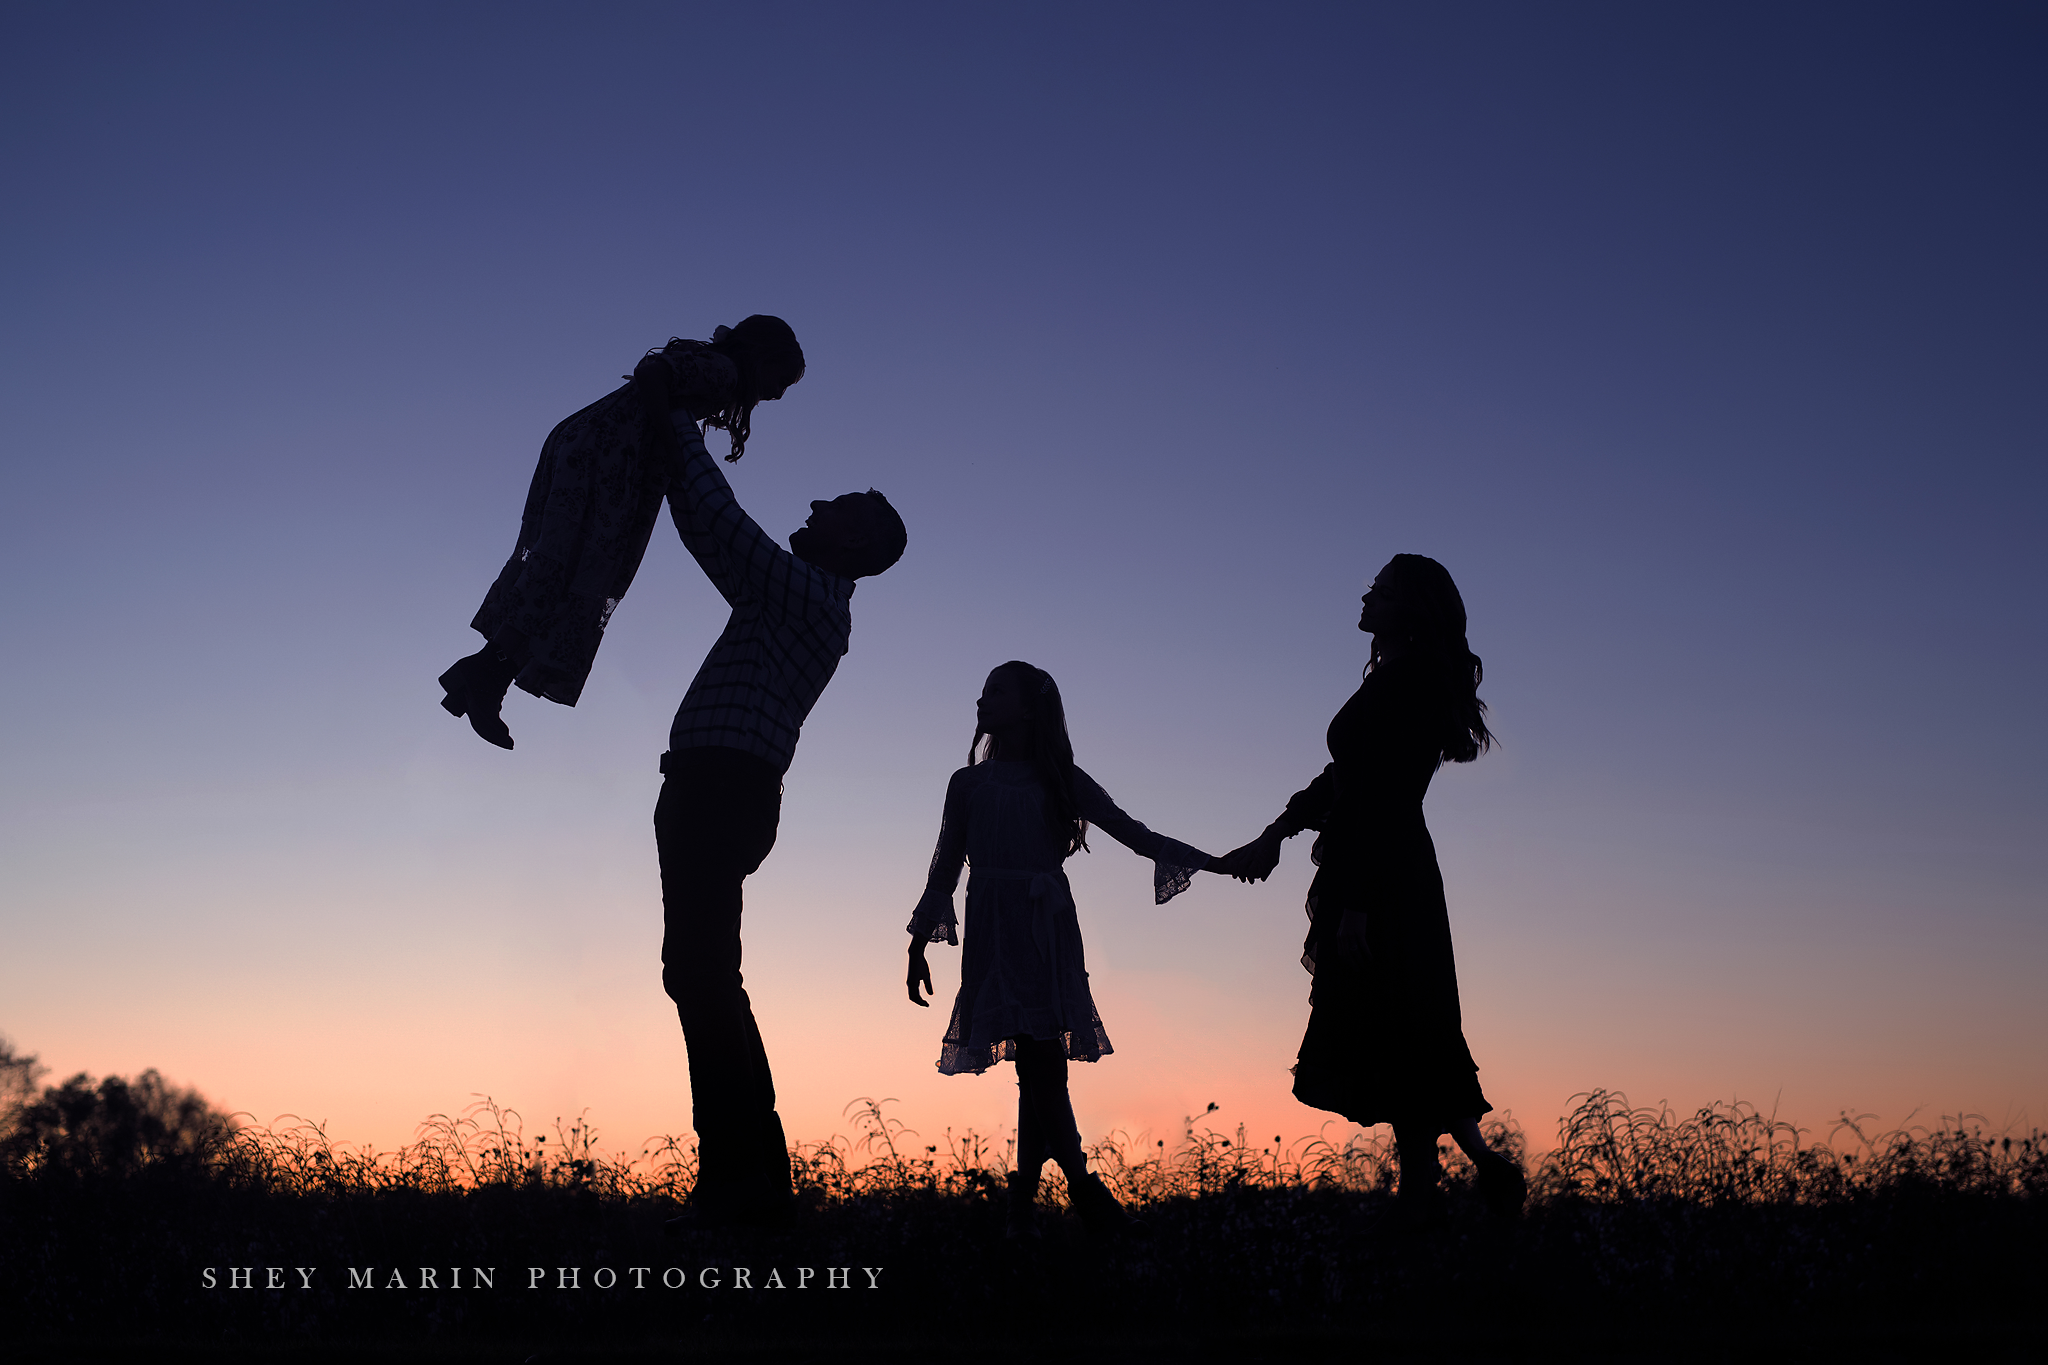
[0,1060,234,1179]
[1,1079,2040,1353]
[0,1034,46,1131]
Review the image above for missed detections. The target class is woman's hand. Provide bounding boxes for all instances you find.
[1219,826,1286,883]
[907,937,932,1007]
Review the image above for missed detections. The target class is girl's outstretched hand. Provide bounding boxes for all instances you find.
[907,937,932,1007]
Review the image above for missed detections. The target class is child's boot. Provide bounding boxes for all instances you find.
[438,646,519,750]
[1070,1171,1151,1241]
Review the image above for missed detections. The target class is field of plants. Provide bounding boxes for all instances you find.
[1,1043,2042,1360]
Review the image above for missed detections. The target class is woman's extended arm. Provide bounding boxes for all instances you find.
[1221,764,1336,882]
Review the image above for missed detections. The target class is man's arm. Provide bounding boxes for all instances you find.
[664,416,837,612]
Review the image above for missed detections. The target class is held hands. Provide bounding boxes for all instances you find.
[1214,825,1287,883]
[907,936,932,1007]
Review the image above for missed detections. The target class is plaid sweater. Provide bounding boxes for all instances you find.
[663,419,853,774]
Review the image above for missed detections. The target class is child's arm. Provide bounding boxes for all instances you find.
[905,769,972,1004]
[907,933,934,1007]
[1070,768,1214,905]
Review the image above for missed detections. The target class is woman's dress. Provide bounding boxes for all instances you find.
[469,342,736,706]
[908,761,1211,1076]
[1276,659,1490,1127]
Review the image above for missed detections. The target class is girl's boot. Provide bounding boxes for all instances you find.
[438,646,520,750]
[1069,1171,1150,1241]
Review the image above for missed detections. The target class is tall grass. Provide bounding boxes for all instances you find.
[91,1088,2032,1210]
[3,1077,2042,1349]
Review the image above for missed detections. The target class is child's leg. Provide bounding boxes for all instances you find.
[1015,1036,1146,1236]
[1013,1036,1087,1184]
[1392,1119,1443,1199]
[1014,1063,1050,1177]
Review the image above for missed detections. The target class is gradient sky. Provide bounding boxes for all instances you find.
[2,3,2043,1164]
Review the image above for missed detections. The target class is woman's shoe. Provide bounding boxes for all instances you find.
[1477,1154,1528,1220]
[438,650,516,750]
[1069,1172,1151,1241]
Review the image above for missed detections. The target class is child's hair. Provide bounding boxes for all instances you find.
[705,315,805,462]
[970,661,1089,857]
[1366,553,1496,764]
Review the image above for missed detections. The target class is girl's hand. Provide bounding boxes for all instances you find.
[907,938,932,1007]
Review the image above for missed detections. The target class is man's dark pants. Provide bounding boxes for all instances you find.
[654,746,790,1217]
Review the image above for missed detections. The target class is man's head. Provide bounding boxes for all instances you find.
[788,489,907,579]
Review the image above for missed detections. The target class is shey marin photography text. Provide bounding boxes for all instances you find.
[199,1265,885,1291]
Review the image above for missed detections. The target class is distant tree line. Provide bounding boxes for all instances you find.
[0,1034,234,1178]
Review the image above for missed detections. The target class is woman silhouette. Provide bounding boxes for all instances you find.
[1223,554,1525,1218]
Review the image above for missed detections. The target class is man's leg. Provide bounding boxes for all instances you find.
[654,747,787,1218]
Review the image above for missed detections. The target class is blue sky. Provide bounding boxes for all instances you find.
[2,2,2042,1155]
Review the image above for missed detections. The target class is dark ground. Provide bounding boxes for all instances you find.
[6,1173,2043,1362]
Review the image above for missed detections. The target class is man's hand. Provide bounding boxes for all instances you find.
[907,937,933,1007]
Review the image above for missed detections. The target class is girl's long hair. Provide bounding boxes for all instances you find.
[704,314,804,462]
[970,661,1089,856]
[1366,554,1496,764]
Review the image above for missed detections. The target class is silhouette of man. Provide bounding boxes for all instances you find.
[634,354,907,1227]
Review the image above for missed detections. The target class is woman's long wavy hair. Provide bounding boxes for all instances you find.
[703,314,805,463]
[1366,554,1496,764]
[970,661,1090,857]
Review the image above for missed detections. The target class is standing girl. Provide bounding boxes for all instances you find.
[906,661,1219,1237]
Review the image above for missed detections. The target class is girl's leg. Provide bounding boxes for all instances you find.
[1013,1078,1048,1177]
[1014,1036,1145,1237]
[1013,1036,1086,1184]
[1007,1039,1062,1237]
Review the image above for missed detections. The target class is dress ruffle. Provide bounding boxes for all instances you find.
[906,761,1213,1077]
[906,886,957,945]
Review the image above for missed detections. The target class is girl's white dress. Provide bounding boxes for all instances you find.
[907,760,1212,1075]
